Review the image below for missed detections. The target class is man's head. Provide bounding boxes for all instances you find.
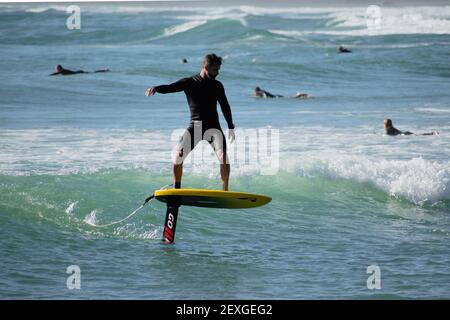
[384,118,393,128]
[201,54,222,79]
[56,64,63,72]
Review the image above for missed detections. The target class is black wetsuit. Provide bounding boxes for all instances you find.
[50,69,84,76]
[155,74,234,152]
[50,68,109,76]
[338,47,352,53]
[386,127,412,136]
[255,89,284,98]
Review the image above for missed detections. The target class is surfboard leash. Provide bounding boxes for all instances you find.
[85,183,173,228]
[142,183,173,205]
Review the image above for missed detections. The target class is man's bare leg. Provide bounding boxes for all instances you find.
[173,163,183,188]
[220,163,230,191]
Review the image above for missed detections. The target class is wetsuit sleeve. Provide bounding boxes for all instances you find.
[154,77,191,94]
[386,127,401,135]
[264,91,275,98]
[393,127,402,135]
[217,82,235,129]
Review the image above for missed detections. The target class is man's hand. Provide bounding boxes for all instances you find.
[145,87,156,96]
[228,129,235,144]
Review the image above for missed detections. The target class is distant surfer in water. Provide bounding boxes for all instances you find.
[292,92,310,99]
[254,87,310,99]
[337,46,352,53]
[384,118,439,136]
[50,64,110,76]
[254,87,283,98]
[146,54,235,191]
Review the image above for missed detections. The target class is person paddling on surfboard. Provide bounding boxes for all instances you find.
[50,64,110,76]
[254,87,310,99]
[254,87,283,98]
[337,46,352,53]
[384,118,439,136]
[145,53,235,191]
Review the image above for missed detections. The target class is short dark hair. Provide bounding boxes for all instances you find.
[203,54,222,67]
[384,118,392,127]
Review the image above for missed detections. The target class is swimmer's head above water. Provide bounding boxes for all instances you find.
[384,118,393,129]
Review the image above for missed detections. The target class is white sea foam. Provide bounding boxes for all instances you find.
[278,126,450,204]
[0,129,172,176]
[83,209,98,226]
[65,201,78,215]
[13,5,216,15]
[270,6,450,36]
[236,6,341,16]
[175,6,249,27]
[286,155,450,205]
[162,20,208,37]
[1,127,449,204]
[415,107,450,114]
[8,5,337,15]
[330,6,450,35]
[6,4,450,36]
[24,5,68,13]
[268,30,310,38]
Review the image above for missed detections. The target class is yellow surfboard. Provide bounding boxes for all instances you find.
[154,188,271,209]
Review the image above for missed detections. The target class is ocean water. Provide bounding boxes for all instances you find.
[0,3,449,299]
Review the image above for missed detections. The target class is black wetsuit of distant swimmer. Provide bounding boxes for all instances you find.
[385,127,413,136]
[154,74,234,155]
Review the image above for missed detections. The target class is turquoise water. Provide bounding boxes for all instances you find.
[0,3,449,299]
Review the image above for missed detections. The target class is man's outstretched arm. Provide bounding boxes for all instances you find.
[146,77,190,96]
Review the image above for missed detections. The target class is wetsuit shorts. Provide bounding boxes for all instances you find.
[173,121,227,164]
